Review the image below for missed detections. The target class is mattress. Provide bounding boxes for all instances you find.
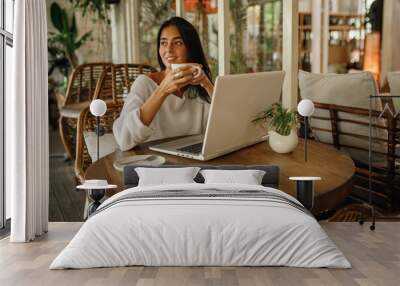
[50,183,351,269]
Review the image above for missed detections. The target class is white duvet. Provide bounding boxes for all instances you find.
[50,183,351,269]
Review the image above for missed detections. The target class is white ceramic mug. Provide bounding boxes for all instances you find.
[171,63,203,78]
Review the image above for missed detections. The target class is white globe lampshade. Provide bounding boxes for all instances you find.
[90,99,107,117]
[297,99,315,117]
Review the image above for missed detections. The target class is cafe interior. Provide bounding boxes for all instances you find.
[1,0,400,285]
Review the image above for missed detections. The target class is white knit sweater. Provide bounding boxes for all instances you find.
[113,75,210,151]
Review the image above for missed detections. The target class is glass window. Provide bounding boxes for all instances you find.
[183,0,219,80]
[1,0,13,229]
[229,0,283,74]
[139,0,175,68]
[4,43,12,220]
[0,36,3,228]
[5,0,14,33]
[0,1,2,29]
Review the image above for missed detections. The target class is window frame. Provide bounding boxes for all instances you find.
[0,0,14,230]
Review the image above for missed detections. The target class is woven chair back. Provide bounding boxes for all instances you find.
[64,63,112,105]
[93,63,157,102]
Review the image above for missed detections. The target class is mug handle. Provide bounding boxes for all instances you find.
[192,65,203,79]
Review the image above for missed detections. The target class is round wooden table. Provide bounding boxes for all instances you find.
[85,139,355,215]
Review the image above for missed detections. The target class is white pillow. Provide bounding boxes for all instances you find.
[135,167,201,186]
[200,169,266,185]
[84,131,118,162]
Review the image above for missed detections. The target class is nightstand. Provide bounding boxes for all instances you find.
[77,180,117,217]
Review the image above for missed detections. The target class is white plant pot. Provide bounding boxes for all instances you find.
[268,129,298,154]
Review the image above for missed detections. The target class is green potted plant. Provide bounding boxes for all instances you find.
[49,2,92,70]
[48,2,93,126]
[48,3,92,99]
[253,102,298,153]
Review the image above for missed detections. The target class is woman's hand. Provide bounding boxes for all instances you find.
[158,66,195,98]
[190,70,214,97]
[139,66,199,126]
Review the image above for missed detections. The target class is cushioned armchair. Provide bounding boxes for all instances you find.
[299,70,400,210]
[59,63,112,160]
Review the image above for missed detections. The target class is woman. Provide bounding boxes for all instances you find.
[113,17,214,151]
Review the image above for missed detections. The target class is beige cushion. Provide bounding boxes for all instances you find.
[84,131,118,162]
[299,71,387,164]
[299,70,379,107]
[387,71,400,111]
[60,102,90,118]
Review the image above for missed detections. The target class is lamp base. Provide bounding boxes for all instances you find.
[296,181,314,210]
[87,189,105,216]
[289,177,321,211]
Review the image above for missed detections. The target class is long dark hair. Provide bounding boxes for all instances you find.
[157,17,212,103]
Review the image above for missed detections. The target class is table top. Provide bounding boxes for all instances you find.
[85,138,355,214]
[289,177,322,181]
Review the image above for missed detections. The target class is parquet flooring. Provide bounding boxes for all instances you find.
[0,222,399,286]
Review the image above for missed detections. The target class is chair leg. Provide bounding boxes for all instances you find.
[59,115,76,160]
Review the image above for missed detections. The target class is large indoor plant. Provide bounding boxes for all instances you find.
[48,3,92,98]
[48,2,92,127]
[48,2,92,71]
[253,102,298,153]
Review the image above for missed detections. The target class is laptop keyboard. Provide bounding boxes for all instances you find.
[177,142,204,154]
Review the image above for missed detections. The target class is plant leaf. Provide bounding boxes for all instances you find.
[50,3,64,32]
[252,102,297,136]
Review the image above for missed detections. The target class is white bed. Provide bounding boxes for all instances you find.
[50,183,351,269]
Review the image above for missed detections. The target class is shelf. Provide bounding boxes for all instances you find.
[299,12,364,18]
[329,25,359,31]
[298,10,366,70]
[300,25,360,31]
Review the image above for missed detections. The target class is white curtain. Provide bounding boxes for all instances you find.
[8,0,49,242]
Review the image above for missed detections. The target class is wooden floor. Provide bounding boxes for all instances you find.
[49,130,85,222]
[0,222,399,286]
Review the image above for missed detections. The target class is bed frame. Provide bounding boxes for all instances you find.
[123,165,280,189]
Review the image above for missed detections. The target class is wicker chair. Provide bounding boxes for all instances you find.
[299,71,400,210]
[309,102,400,209]
[92,63,157,102]
[74,63,157,181]
[387,71,400,111]
[59,62,112,160]
[75,102,123,183]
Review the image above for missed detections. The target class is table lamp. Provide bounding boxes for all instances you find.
[297,99,315,162]
[83,99,108,217]
[89,99,107,161]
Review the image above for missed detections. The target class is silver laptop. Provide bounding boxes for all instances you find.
[149,71,285,161]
